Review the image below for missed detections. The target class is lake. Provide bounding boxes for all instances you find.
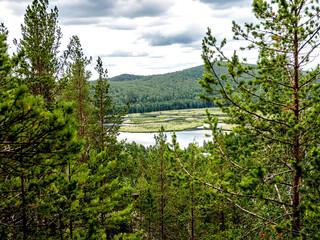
[117,123,226,148]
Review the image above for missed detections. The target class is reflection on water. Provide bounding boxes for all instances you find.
[117,123,226,149]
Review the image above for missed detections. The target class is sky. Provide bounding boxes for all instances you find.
[0,0,256,79]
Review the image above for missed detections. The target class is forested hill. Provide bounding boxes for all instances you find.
[104,65,227,113]
[109,73,142,82]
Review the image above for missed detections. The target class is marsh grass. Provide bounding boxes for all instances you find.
[120,108,229,132]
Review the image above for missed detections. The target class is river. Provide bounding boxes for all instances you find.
[117,123,226,149]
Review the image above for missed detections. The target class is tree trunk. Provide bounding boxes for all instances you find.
[68,163,74,240]
[100,80,105,151]
[292,10,301,236]
[78,69,86,162]
[21,173,28,240]
[161,160,165,240]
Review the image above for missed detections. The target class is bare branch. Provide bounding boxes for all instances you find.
[264,170,293,182]
[298,26,320,53]
[242,212,292,238]
[275,184,290,217]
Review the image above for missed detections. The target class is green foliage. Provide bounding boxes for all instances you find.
[92,56,128,152]
[103,65,217,113]
[104,63,252,113]
[61,35,93,162]
[0,24,12,86]
[199,0,320,238]
[0,84,79,175]
[0,84,81,239]
[0,2,137,239]
[171,138,247,239]
[17,0,62,102]
[4,0,320,238]
[74,149,135,239]
[125,130,244,239]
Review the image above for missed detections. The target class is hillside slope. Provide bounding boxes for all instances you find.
[107,65,223,113]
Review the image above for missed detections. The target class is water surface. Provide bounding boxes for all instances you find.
[118,123,226,149]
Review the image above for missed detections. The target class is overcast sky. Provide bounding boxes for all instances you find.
[0,0,255,79]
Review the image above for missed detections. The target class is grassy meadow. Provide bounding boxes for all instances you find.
[120,108,232,132]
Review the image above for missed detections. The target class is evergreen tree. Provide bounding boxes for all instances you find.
[172,138,242,239]
[17,0,62,102]
[92,57,128,153]
[134,128,180,239]
[0,24,11,86]
[0,3,138,239]
[60,42,136,239]
[1,18,84,240]
[0,24,21,87]
[199,0,320,238]
[0,84,79,239]
[154,129,169,240]
[63,35,92,162]
[83,150,135,239]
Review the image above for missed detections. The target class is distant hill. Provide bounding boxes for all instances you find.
[93,64,233,113]
[109,74,143,82]
[107,65,207,113]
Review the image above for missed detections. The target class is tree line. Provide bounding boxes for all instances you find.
[0,0,133,238]
[103,62,252,114]
[99,66,220,113]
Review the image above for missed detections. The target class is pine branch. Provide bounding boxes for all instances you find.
[242,212,292,238]
[174,148,292,208]
[204,52,289,127]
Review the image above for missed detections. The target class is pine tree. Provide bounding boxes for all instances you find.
[0,24,11,86]
[199,0,320,238]
[1,3,137,239]
[0,22,83,239]
[83,150,135,239]
[0,24,21,88]
[60,41,136,239]
[0,84,80,239]
[18,0,62,102]
[92,56,128,153]
[63,35,92,162]
[134,128,180,239]
[171,137,242,239]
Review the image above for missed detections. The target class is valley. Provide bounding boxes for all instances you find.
[119,107,234,132]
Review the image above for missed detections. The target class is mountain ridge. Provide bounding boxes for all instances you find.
[91,64,240,113]
[109,65,206,82]
[109,73,144,82]
[107,65,218,113]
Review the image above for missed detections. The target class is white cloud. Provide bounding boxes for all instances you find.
[0,0,256,78]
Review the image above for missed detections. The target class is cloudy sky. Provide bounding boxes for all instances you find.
[0,0,255,79]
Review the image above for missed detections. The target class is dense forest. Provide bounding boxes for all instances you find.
[97,64,243,114]
[1,0,320,239]
[106,66,216,113]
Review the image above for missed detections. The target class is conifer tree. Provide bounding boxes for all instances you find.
[63,35,92,162]
[171,138,242,239]
[155,129,168,240]
[93,57,128,153]
[83,150,135,239]
[198,0,320,238]
[60,41,136,238]
[1,3,137,239]
[0,21,82,240]
[0,24,11,86]
[134,128,180,239]
[18,0,62,102]
[0,24,21,88]
[0,84,79,239]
